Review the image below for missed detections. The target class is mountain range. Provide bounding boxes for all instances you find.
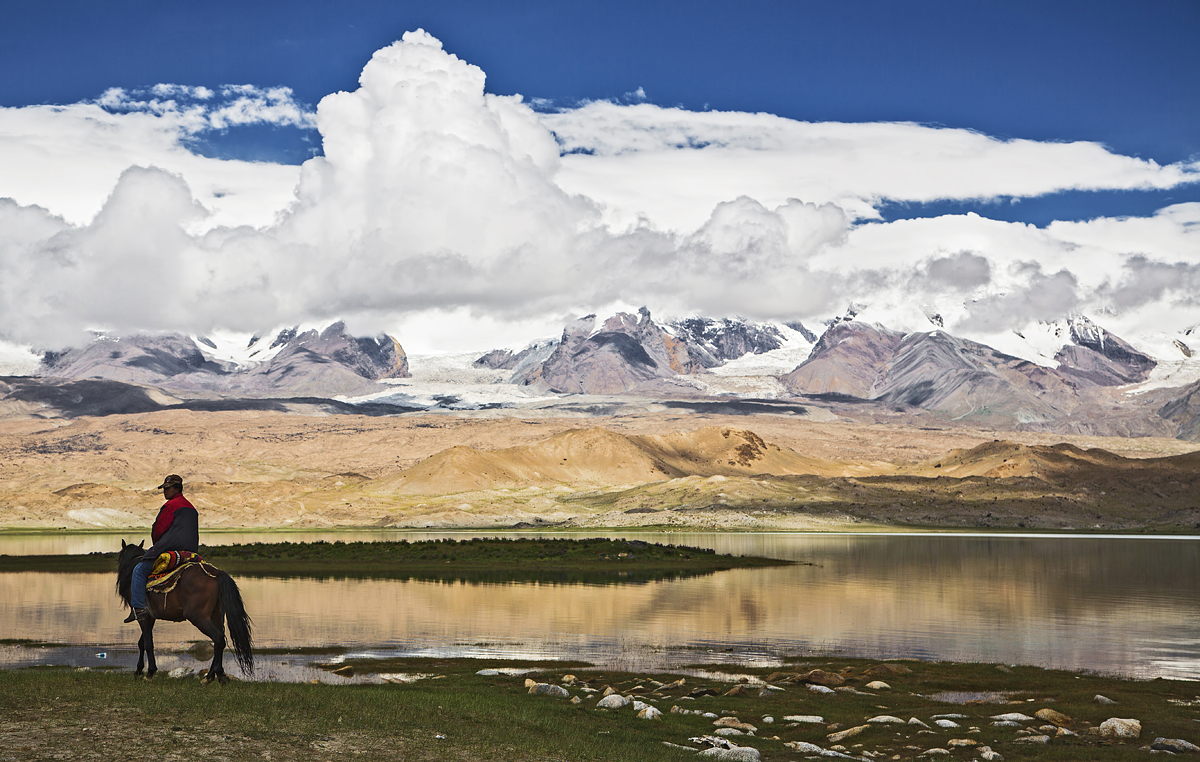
[7,307,1200,441]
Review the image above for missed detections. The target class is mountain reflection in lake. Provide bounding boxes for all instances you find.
[2,531,1197,679]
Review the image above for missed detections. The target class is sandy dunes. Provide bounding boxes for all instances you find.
[1,408,1198,531]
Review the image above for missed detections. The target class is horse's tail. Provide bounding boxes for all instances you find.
[217,571,254,675]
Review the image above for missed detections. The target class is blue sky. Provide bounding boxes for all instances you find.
[6,0,1198,162]
[0,1,1198,354]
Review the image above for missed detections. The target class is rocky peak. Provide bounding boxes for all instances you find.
[35,320,409,396]
[277,321,409,381]
[670,316,786,366]
[782,321,905,398]
[513,307,705,394]
[1052,315,1155,386]
[474,339,557,375]
[40,333,231,383]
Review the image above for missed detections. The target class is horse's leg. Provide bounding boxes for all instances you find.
[189,612,227,684]
[141,619,158,679]
[134,632,146,678]
[212,594,228,683]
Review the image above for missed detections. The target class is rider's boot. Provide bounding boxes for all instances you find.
[133,608,152,624]
[123,608,136,623]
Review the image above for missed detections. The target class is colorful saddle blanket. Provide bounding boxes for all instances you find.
[147,551,204,589]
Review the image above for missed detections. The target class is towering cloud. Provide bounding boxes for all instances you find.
[0,30,1197,354]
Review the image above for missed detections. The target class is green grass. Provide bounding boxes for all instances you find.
[0,664,697,761]
[3,656,1197,761]
[0,537,792,583]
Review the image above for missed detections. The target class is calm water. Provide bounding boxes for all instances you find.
[2,530,1198,680]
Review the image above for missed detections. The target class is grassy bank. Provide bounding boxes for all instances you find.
[2,656,1197,761]
[0,536,793,582]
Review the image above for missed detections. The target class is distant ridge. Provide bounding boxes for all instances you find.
[903,439,1200,495]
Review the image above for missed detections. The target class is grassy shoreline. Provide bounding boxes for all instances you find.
[3,655,1196,761]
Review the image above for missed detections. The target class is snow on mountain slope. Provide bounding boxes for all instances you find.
[682,324,818,397]
[192,325,326,369]
[338,352,557,409]
[0,339,40,376]
[710,324,816,376]
[1123,329,1200,393]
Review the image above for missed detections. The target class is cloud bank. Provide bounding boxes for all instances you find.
[0,30,1198,354]
[546,102,1198,231]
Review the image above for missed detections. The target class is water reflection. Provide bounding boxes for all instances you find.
[2,531,1198,679]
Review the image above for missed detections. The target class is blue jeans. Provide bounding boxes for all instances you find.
[131,558,155,610]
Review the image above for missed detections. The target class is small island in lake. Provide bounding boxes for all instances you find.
[0,537,794,583]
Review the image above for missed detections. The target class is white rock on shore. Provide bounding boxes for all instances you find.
[1099,717,1141,739]
[826,725,869,744]
[596,694,631,709]
[697,747,760,761]
[990,713,1034,722]
[783,715,825,724]
[783,740,862,759]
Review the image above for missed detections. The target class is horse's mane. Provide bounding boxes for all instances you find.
[115,543,143,606]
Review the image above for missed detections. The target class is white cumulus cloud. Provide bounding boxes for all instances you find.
[0,30,1198,357]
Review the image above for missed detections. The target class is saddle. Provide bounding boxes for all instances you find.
[147,551,216,593]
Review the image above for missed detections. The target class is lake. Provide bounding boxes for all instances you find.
[2,530,1197,680]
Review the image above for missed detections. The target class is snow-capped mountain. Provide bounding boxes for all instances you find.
[37,321,409,397]
[477,308,799,395]
[670,316,789,366]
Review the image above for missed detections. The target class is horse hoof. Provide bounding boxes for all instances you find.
[218,675,230,685]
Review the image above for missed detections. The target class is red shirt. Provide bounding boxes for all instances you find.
[151,494,196,543]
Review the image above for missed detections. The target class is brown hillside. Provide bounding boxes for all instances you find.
[380,427,678,494]
[631,427,865,478]
[904,438,1195,483]
[380,426,855,495]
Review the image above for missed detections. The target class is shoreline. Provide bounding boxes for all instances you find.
[4,637,1197,684]
[3,653,1197,761]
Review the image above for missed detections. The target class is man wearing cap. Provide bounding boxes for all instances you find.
[125,475,200,623]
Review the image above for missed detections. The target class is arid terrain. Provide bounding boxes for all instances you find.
[2,408,1198,532]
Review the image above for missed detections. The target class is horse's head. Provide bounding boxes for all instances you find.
[117,539,145,567]
[115,539,145,604]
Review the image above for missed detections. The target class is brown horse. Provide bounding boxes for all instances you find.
[116,540,253,683]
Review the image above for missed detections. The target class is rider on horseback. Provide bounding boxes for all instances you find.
[125,474,200,624]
